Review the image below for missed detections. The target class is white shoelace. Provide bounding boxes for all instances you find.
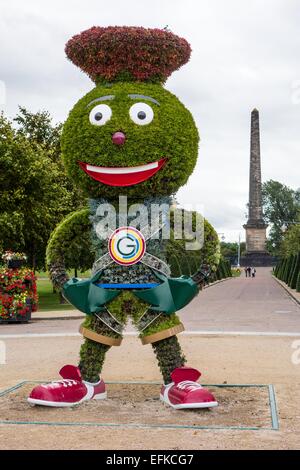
[177,380,202,392]
[50,379,78,388]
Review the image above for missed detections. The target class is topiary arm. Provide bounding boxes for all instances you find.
[167,209,220,285]
[46,208,94,289]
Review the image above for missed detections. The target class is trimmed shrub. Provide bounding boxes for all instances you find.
[290,253,300,289]
[283,255,293,283]
[46,208,94,272]
[166,212,220,278]
[278,258,286,280]
[288,255,297,287]
[297,271,300,293]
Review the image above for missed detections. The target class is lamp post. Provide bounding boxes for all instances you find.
[237,233,241,267]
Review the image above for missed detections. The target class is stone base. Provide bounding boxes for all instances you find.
[240,252,277,267]
[244,226,267,253]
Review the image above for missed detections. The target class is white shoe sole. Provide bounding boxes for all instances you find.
[28,391,107,407]
[160,394,218,409]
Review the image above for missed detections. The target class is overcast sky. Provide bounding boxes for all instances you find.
[0,0,299,242]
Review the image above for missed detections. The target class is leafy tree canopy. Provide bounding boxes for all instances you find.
[220,242,246,260]
[262,180,300,254]
[0,109,84,270]
[281,223,300,257]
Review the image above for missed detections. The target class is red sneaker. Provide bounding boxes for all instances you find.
[160,366,218,409]
[28,365,106,407]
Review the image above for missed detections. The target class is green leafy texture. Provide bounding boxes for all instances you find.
[281,224,300,257]
[275,253,300,290]
[290,254,300,289]
[61,82,199,200]
[0,112,83,269]
[14,106,62,157]
[152,336,186,384]
[283,254,293,283]
[288,255,297,287]
[278,258,286,280]
[80,314,121,382]
[297,271,300,293]
[166,210,220,277]
[262,180,300,255]
[46,209,94,272]
[141,313,181,338]
[105,291,146,325]
[221,241,246,260]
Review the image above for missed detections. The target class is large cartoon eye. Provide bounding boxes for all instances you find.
[89,104,112,126]
[129,102,154,125]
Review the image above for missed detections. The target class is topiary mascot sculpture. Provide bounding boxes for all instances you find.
[29,27,220,409]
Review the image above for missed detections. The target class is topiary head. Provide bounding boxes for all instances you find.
[61,26,199,200]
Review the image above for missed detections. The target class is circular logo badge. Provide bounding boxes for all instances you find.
[108,227,146,266]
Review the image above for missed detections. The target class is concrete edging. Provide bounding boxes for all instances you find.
[204,276,235,290]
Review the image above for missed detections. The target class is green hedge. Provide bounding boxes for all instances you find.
[290,254,300,289]
[274,252,300,291]
[297,271,300,292]
[211,258,232,282]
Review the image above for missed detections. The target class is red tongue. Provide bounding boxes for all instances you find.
[78,158,166,187]
[171,367,201,384]
[59,365,82,381]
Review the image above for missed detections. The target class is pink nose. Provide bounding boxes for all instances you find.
[112,131,126,146]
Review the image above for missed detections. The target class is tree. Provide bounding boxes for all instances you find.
[262,180,300,254]
[281,224,300,257]
[0,111,83,270]
[14,107,82,213]
[220,242,246,261]
[14,106,62,158]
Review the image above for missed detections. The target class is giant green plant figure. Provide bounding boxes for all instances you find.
[46,26,220,384]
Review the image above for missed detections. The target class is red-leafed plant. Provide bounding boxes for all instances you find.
[65,26,191,84]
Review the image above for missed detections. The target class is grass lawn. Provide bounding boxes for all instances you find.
[231,268,242,277]
[36,271,90,312]
[37,279,74,311]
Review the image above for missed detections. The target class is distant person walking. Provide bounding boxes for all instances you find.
[251,267,256,278]
[247,266,251,277]
[244,267,248,277]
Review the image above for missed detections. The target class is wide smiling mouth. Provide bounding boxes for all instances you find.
[78,158,167,187]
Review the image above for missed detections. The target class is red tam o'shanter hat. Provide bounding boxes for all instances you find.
[65,26,191,84]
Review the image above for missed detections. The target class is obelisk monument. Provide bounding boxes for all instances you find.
[243,109,269,263]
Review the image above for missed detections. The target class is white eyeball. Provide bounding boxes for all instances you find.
[89,104,112,126]
[129,102,154,125]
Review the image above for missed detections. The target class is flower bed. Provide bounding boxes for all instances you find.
[0,268,38,322]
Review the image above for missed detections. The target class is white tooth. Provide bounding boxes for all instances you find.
[86,161,159,175]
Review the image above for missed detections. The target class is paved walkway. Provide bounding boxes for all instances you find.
[180,267,300,333]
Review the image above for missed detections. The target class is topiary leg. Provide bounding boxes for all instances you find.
[79,339,110,383]
[152,335,186,384]
[79,314,121,383]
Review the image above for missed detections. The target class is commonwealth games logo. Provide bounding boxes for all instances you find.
[108,227,146,266]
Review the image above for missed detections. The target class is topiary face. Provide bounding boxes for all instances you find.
[61,82,199,199]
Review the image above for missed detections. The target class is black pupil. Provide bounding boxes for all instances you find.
[137,111,146,120]
[95,112,103,121]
